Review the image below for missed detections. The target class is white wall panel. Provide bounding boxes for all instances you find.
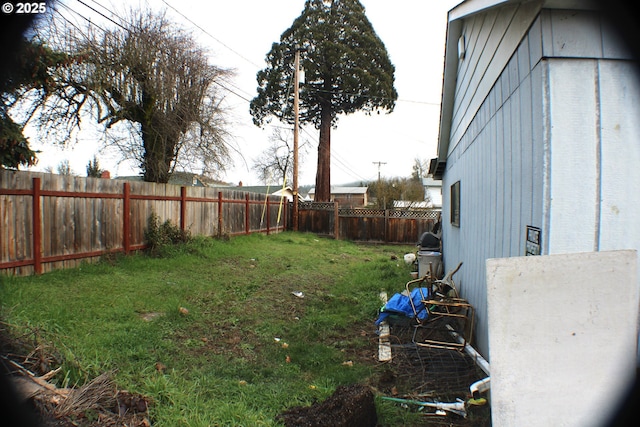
[547,59,598,253]
[598,61,640,252]
[487,251,638,427]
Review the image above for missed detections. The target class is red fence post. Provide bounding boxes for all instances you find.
[245,194,250,234]
[32,177,42,275]
[180,186,187,231]
[123,183,131,254]
[217,191,223,237]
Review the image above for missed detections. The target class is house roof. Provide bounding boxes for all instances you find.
[307,186,368,195]
[430,0,598,179]
[225,185,306,200]
[422,177,442,187]
[113,172,220,187]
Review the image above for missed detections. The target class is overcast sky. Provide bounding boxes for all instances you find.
[26,0,462,185]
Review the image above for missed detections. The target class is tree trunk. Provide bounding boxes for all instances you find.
[141,122,173,183]
[314,103,332,202]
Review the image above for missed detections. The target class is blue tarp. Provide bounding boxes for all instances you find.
[375,287,430,326]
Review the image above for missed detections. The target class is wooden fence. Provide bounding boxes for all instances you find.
[296,202,441,244]
[0,170,288,276]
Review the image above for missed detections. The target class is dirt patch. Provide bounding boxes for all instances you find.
[277,384,377,427]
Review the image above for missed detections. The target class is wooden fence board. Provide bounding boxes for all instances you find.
[297,202,440,244]
[1,170,438,276]
[0,170,289,276]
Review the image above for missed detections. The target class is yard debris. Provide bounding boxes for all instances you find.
[4,358,152,427]
[403,253,416,264]
[179,306,189,315]
[373,261,491,425]
[342,360,353,367]
[381,396,467,418]
[375,286,430,326]
[291,291,305,298]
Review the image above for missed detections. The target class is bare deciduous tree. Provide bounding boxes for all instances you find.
[252,127,307,185]
[29,8,233,183]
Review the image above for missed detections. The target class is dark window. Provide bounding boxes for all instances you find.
[451,181,460,227]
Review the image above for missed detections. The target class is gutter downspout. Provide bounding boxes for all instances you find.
[446,324,491,397]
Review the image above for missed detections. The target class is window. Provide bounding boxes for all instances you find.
[451,181,460,227]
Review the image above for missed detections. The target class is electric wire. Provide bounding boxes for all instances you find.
[161,0,260,68]
[75,0,128,31]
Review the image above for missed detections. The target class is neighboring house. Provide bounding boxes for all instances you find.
[422,177,442,208]
[227,185,303,202]
[429,0,640,358]
[114,171,223,187]
[307,186,368,208]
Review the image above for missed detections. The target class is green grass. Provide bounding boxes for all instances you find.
[0,232,422,426]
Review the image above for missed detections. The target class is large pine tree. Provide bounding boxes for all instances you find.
[250,0,397,201]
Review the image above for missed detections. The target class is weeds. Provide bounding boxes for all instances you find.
[144,212,192,256]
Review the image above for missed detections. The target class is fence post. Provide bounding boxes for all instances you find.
[32,177,42,275]
[285,200,289,231]
[217,191,223,237]
[245,193,250,234]
[180,186,187,231]
[384,209,389,243]
[334,201,339,240]
[123,182,131,254]
[266,196,271,235]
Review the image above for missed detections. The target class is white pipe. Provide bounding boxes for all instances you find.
[381,396,467,417]
[469,376,491,397]
[445,324,490,375]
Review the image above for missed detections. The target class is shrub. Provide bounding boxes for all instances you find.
[144,212,191,254]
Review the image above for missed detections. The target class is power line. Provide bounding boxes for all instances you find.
[161,0,260,68]
[75,0,128,31]
[299,126,370,183]
[54,2,109,37]
[373,161,387,181]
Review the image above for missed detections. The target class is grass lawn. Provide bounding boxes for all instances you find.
[1,232,425,426]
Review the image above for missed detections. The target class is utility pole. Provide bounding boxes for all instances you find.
[373,161,387,181]
[292,48,303,231]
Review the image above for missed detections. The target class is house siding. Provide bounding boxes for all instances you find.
[440,6,639,358]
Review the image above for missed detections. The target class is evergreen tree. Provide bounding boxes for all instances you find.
[86,156,103,178]
[250,0,397,201]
